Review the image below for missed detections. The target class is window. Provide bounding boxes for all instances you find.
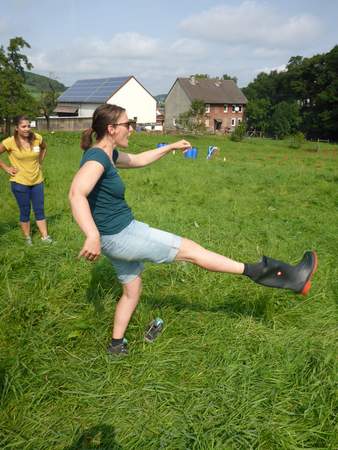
[232,104,242,113]
[205,103,210,113]
[237,118,242,125]
[224,104,228,113]
[173,117,176,126]
[231,118,236,127]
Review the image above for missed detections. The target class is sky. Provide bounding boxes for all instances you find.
[0,0,337,95]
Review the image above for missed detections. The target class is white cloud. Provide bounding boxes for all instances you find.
[84,33,160,59]
[29,32,161,76]
[256,64,287,75]
[169,38,207,58]
[179,1,323,49]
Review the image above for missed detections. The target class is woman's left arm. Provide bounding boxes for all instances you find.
[39,140,47,164]
[116,140,191,169]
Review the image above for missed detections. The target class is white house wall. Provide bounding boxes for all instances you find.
[78,103,101,117]
[107,78,156,123]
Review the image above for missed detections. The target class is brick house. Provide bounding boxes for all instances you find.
[164,77,248,132]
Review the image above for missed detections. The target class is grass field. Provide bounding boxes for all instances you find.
[0,132,337,450]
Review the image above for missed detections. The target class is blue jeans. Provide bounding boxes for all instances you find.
[11,181,45,222]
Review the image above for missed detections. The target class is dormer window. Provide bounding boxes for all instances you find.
[205,104,210,113]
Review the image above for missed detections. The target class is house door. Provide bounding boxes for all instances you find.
[214,119,222,131]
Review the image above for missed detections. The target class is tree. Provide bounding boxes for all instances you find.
[245,98,271,136]
[222,73,238,84]
[269,101,301,139]
[243,45,338,140]
[177,99,206,132]
[190,74,210,79]
[0,37,38,135]
[39,75,59,131]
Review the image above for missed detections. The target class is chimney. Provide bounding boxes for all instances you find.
[190,76,196,85]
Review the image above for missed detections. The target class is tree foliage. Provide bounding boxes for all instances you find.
[177,99,206,132]
[39,75,60,130]
[190,73,238,83]
[0,37,38,134]
[243,45,338,140]
[190,74,210,80]
[222,73,238,84]
[230,122,246,142]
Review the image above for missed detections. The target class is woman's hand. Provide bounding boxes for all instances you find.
[78,235,101,261]
[5,166,18,176]
[170,140,192,152]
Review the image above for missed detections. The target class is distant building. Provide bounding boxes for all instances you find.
[165,77,248,132]
[55,76,157,124]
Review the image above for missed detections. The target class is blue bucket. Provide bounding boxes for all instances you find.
[184,147,198,159]
[157,143,167,148]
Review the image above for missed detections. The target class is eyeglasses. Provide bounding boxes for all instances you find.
[112,121,134,129]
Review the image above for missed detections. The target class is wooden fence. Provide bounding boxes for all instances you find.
[36,117,92,132]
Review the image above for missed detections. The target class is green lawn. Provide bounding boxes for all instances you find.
[0,132,337,449]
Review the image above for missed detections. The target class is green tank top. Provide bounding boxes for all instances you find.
[80,147,134,235]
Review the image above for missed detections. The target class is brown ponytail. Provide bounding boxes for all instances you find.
[81,104,126,151]
[81,128,95,150]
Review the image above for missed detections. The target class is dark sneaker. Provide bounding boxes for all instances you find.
[144,318,164,343]
[107,338,128,356]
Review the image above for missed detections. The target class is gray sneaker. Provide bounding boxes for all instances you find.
[107,338,128,356]
[25,236,33,246]
[41,235,53,244]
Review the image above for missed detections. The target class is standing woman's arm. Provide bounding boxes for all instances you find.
[0,144,18,175]
[69,161,105,261]
[39,139,47,165]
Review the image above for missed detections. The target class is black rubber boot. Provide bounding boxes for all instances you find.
[245,251,317,295]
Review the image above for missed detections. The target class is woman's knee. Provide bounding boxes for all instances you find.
[122,275,142,300]
[175,238,202,263]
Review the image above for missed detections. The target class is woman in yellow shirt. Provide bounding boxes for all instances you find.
[0,115,52,245]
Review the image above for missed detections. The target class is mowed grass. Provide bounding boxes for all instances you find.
[0,132,337,450]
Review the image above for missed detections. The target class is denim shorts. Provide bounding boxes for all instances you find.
[100,220,182,284]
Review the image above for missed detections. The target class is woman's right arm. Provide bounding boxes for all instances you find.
[68,161,104,261]
[0,143,18,175]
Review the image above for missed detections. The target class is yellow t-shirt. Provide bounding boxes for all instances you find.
[1,133,44,185]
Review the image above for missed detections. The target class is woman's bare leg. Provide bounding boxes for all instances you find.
[36,219,48,238]
[19,221,30,238]
[175,238,244,274]
[112,275,142,339]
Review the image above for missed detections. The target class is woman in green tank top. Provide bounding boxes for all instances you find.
[69,104,317,356]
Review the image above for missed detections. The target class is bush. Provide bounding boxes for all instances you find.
[289,131,305,149]
[230,122,246,142]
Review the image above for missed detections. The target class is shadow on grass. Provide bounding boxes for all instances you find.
[63,424,123,450]
[46,212,64,224]
[145,292,273,322]
[0,220,18,237]
[84,260,272,322]
[0,212,64,238]
[86,260,120,313]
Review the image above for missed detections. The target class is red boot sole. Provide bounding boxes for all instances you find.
[301,251,318,296]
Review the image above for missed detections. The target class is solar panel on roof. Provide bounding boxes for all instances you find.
[58,76,130,103]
